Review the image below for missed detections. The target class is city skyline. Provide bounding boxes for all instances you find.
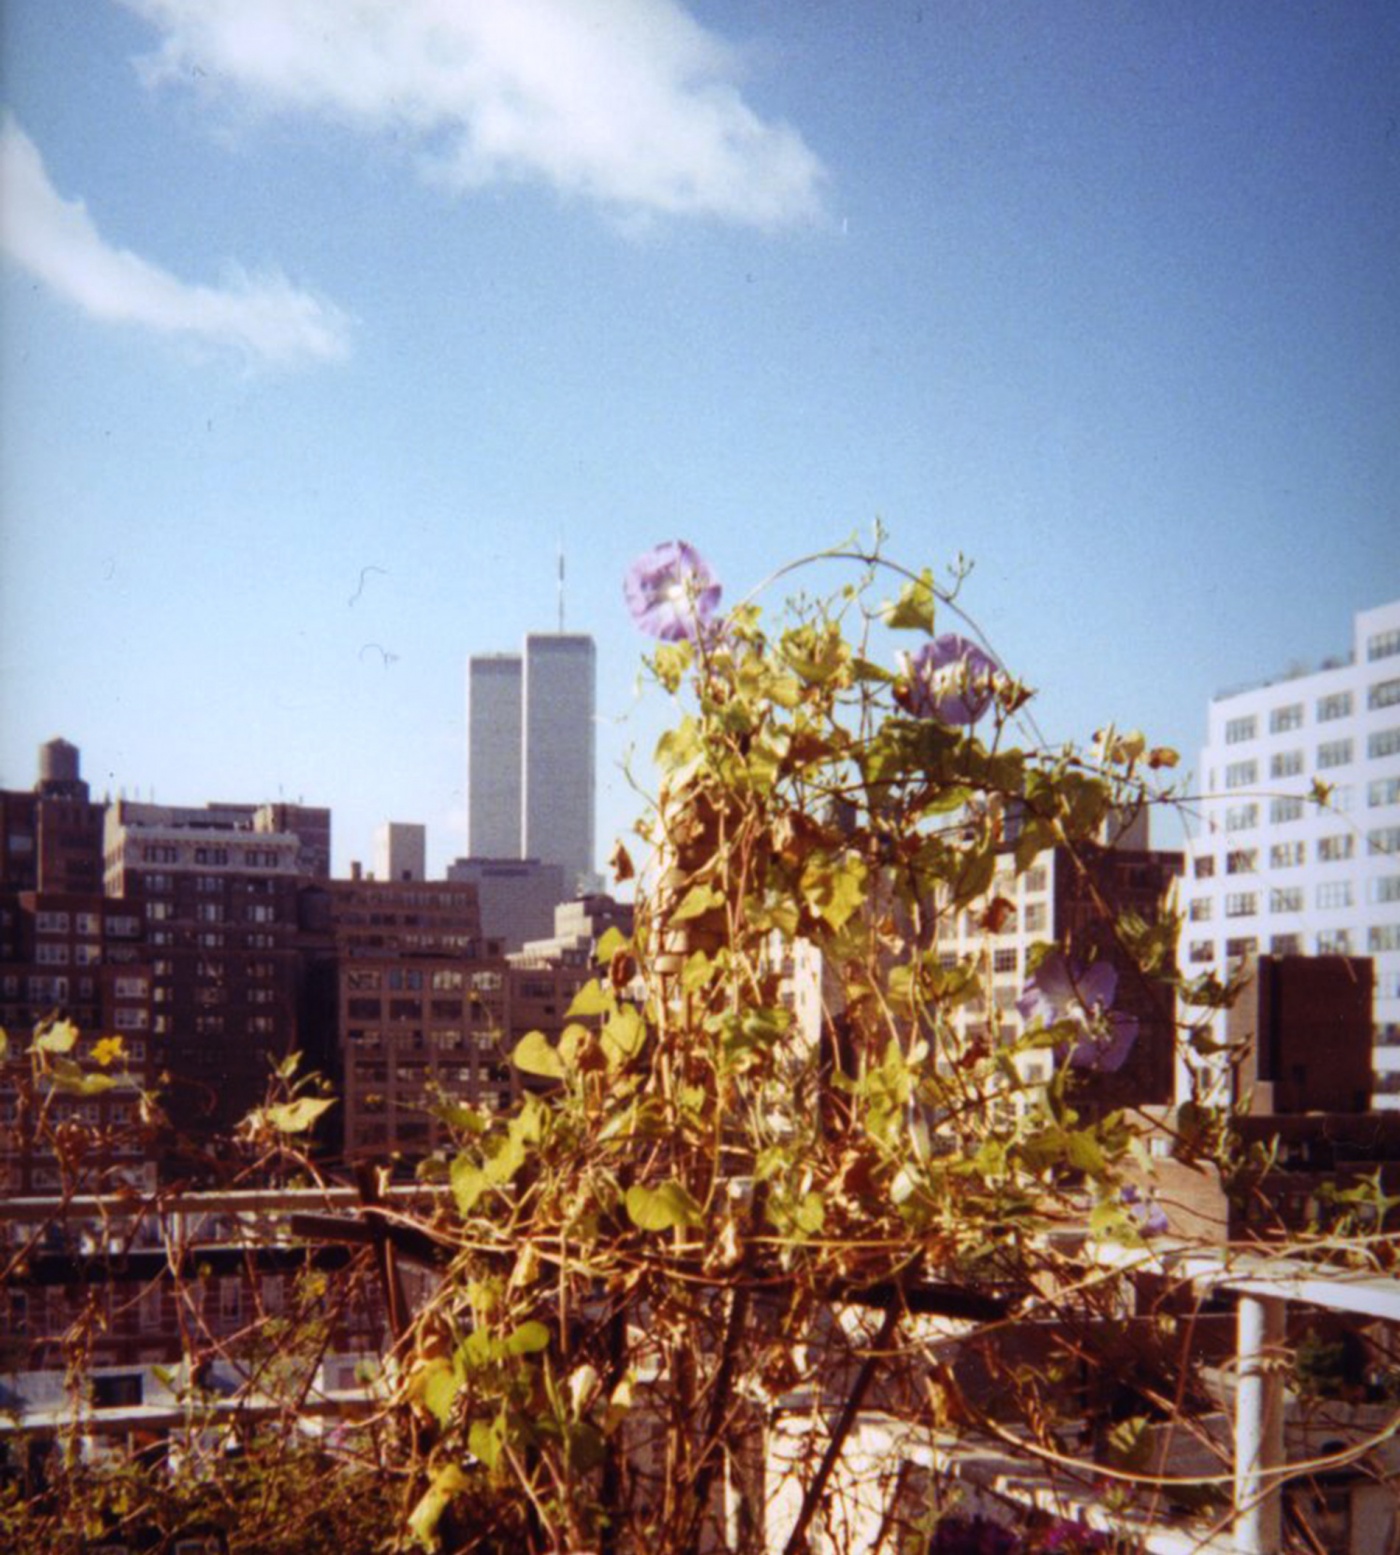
[2,2,1398,876]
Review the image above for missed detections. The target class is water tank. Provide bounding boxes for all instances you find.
[39,738,80,785]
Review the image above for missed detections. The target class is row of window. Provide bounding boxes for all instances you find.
[1225,681,1400,743]
[1222,732,1399,786]
[1190,932,1400,966]
[1205,882,1400,917]
[1224,792,1397,831]
[137,843,288,868]
[1208,836,1359,876]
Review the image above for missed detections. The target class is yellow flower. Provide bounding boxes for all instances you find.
[91,1035,126,1068]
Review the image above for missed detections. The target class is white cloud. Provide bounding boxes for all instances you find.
[0,114,351,367]
[122,0,826,229]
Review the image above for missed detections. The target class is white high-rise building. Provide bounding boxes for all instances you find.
[466,654,523,858]
[522,634,596,890]
[465,635,596,891]
[1180,599,1400,1108]
[375,821,426,883]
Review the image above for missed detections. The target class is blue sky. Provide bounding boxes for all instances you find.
[2,0,1397,875]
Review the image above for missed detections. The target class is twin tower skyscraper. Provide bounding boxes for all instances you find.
[465,634,597,892]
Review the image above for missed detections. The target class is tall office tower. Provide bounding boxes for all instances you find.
[466,654,523,857]
[1179,599,1400,1108]
[375,821,426,883]
[464,635,596,892]
[523,634,596,891]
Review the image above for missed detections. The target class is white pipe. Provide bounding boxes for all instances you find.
[1234,1292,1286,1555]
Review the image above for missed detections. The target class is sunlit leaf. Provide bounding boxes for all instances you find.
[264,1095,335,1134]
[504,1320,551,1356]
[626,1180,703,1232]
[566,980,611,1018]
[408,1463,470,1550]
[35,1019,79,1054]
[881,569,939,632]
[600,1005,645,1069]
[513,1030,566,1079]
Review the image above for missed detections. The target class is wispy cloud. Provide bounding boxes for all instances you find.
[122,0,826,229]
[0,114,351,367]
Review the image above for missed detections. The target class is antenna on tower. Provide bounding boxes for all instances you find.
[557,544,566,633]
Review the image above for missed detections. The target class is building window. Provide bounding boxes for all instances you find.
[196,902,224,922]
[1022,902,1047,933]
[1224,937,1257,962]
[1369,924,1400,953]
[141,844,178,864]
[114,976,148,998]
[1188,940,1214,964]
[992,947,1018,973]
[75,912,101,936]
[1224,715,1257,745]
[1270,797,1304,824]
[1023,866,1048,893]
[1369,627,1400,662]
[1226,849,1256,875]
[1269,888,1303,913]
[1315,881,1353,910]
[145,901,172,921]
[1369,777,1400,808]
[1270,749,1304,778]
[1225,804,1258,832]
[1372,876,1400,905]
[1192,855,1215,879]
[1269,703,1304,733]
[1317,691,1353,722]
[1370,727,1400,760]
[1224,760,1257,789]
[35,942,70,965]
[35,911,71,934]
[1270,934,1302,955]
[107,915,139,937]
[193,846,229,866]
[1315,738,1352,769]
[1314,836,1354,867]
[1225,893,1257,918]
[1370,677,1400,710]
[1317,928,1352,954]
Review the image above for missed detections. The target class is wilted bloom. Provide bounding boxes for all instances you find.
[897,634,1001,723]
[1120,1185,1169,1238]
[623,541,722,641]
[1016,954,1139,1073]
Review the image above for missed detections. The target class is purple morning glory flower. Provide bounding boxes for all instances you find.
[897,634,1001,724]
[1016,954,1139,1073]
[1120,1185,1169,1238]
[623,541,722,642]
